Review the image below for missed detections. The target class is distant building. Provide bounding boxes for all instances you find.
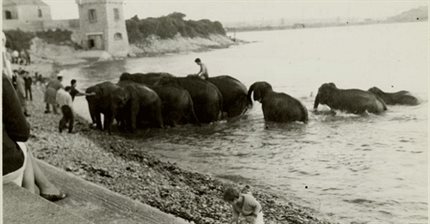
[2,0,52,31]
[76,0,129,56]
[2,0,130,57]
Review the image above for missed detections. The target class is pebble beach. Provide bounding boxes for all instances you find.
[23,67,333,224]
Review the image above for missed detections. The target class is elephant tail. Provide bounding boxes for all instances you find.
[299,101,309,123]
[188,96,200,125]
[247,83,256,107]
[239,93,251,116]
[214,85,224,120]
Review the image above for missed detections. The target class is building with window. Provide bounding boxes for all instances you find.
[75,0,129,56]
[2,0,52,31]
[2,0,130,57]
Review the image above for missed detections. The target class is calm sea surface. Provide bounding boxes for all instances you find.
[65,22,428,224]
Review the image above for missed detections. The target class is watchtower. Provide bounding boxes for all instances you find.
[76,0,129,57]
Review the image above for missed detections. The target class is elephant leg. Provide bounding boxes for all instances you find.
[95,112,103,130]
[188,103,200,125]
[104,113,113,134]
[87,103,97,125]
[152,105,164,128]
[130,102,139,132]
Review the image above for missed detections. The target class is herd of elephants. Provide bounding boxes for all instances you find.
[84,72,420,134]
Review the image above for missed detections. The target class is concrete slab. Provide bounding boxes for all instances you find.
[37,160,190,224]
[3,182,93,224]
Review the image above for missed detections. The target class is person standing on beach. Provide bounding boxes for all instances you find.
[24,71,33,101]
[223,187,264,224]
[44,76,63,114]
[195,58,209,80]
[16,70,30,116]
[70,79,86,101]
[56,86,74,133]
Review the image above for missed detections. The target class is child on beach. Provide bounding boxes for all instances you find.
[223,186,264,224]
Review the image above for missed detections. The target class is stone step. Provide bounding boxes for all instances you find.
[3,160,190,224]
[3,182,93,224]
[37,160,190,224]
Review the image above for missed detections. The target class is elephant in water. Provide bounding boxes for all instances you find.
[85,81,120,134]
[314,83,387,114]
[247,81,308,123]
[119,72,173,86]
[111,80,164,132]
[119,72,199,126]
[157,76,223,123]
[208,75,252,118]
[368,87,419,106]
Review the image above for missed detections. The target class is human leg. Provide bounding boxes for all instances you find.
[29,88,32,101]
[27,151,64,198]
[45,103,51,113]
[53,104,58,114]
[58,106,68,133]
[21,145,36,193]
[68,108,74,133]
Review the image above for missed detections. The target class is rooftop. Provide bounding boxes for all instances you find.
[3,0,49,7]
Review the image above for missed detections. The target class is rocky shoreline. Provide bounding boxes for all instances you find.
[23,77,334,224]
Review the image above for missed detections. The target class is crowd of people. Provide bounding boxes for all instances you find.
[9,49,31,65]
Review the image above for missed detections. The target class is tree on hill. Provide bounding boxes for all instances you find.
[125,12,227,43]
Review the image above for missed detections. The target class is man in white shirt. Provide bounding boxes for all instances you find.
[56,86,74,133]
[195,58,209,80]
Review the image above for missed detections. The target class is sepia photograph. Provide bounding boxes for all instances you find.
[2,0,428,223]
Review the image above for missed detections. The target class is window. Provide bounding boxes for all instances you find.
[114,33,123,40]
[88,9,97,22]
[113,8,120,20]
[5,10,12,20]
[38,9,42,18]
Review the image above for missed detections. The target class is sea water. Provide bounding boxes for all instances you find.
[66,22,428,224]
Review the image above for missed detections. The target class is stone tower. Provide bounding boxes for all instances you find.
[76,0,129,57]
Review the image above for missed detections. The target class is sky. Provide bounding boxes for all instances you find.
[44,0,428,24]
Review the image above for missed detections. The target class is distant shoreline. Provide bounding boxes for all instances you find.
[225,20,427,33]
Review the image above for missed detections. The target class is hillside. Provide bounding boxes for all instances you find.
[386,6,428,22]
[126,12,226,42]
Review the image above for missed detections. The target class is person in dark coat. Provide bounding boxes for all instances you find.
[69,79,86,101]
[24,71,33,101]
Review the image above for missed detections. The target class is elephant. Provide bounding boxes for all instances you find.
[151,85,199,126]
[208,75,252,118]
[368,87,419,105]
[313,83,387,114]
[85,81,120,134]
[119,72,173,86]
[156,76,223,123]
[119,72,199,126]
[111,80,164,132]
[248,81,308,123]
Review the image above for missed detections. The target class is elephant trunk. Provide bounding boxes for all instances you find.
[313,93,320,110]
[247,83,256,107]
